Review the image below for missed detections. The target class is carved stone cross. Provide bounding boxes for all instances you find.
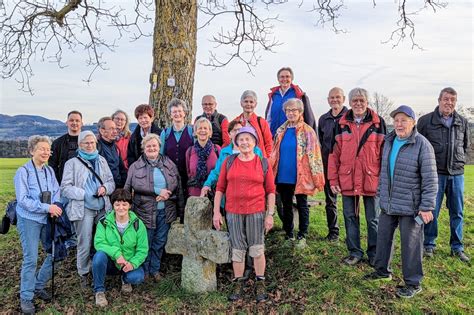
[165,197,231,293]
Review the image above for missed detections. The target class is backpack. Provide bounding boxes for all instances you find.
[225,153,269,178]
[1,164,53,234]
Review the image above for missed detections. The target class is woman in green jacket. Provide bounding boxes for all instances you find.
[92,189,148,307]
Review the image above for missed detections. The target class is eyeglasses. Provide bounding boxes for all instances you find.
[285,108,300,113]
[113,117,126,121]
[81,141,95,146]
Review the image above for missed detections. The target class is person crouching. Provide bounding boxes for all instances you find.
[92,189,148,307]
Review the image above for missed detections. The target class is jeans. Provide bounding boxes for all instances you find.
[144,207,170,276]
[374,212,424,286]
[17,216,54,301]
[424,174,464,252]
[92,251,144,293]
[277,184,309,239]
[342,195,379,258]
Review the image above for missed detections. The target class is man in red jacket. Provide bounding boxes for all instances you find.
[328,88,386,266]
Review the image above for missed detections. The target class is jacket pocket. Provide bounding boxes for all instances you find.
[134,174,148,188]
[363,164,380,194]
[338,164,353,192]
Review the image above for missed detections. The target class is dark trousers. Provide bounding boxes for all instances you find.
[277,184,309,238]
[342,195,379,258]
[374,212,423,286]
[323,159,339,236]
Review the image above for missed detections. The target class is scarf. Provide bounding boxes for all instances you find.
[194,140,213,187]
[78,149,99,161]
[147,157,160,168]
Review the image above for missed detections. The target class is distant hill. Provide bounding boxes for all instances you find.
[0,114,138,140]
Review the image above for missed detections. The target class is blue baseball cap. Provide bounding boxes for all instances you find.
[390,105,416,120]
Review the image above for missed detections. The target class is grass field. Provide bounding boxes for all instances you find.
[0,158,472,313]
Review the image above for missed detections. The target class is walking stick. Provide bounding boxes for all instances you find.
[50,216,56,302]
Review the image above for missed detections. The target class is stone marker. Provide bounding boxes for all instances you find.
[165,197,231,293]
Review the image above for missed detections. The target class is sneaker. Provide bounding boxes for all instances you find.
[326,233,339,242]
[228,277,245,302]
[343,255,362,266]
[423,247,434,258]
[20,299,35,314]
[255,278,268,303]
[80,274,90,289]
[121,282,133,294]
[95,292,108,307]
[34,288,52,301]
[451,250,470,262]
[396,285,422,298]
[295,237,307,249]
[363,271,392,281]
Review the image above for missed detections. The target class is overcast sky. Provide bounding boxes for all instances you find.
[1,1,472,125]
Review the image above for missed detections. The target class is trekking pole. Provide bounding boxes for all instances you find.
[50,216,56,302]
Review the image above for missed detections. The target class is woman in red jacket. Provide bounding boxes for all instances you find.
[232,90,273,157]
[213,126,275,303]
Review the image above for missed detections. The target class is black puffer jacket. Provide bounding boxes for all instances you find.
[378,129,438,216]
[124,155,185,228]
[127,123,162,167]
[417,107,470,175]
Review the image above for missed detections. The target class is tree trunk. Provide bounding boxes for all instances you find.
[149,0,197,128]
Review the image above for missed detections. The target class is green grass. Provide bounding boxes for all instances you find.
[0,158,473,313]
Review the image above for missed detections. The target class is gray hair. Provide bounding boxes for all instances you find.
[97,116,113,130]
[283,98,304,113]
[438,87,457,101]
[277,67,294,79]
[240,90,258,103]
[141,133,161,150]
[194,117,213,136]
[78,130,97,143]
[348,88,369,103]
[328,87,345,97]
[28,135,52,154]
[167,98,188,116]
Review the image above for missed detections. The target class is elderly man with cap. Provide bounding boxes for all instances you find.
[213,126,276,303]
[364,105,437,299]
[61,130,115,288]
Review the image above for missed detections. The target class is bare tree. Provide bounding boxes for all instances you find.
[371,92,394,122]
[0,0,448,126]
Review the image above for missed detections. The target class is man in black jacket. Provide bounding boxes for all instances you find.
[49,110,83,183]
[317,87,348,242]
[417,87,470,262]
[97,117,127,188]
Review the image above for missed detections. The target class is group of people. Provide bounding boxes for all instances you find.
[13,66,470,313]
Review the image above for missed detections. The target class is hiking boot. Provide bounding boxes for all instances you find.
[368,256,376,267]
[228,277,245,302]
[326,233,339,242]
[34,289,52,301]
[152,273,162,283]
[295,237,307,249]
[255,278,268,303]
[121,282,133,294]
[423,247,434,258]
[451,250,470,262]
[95,292,108,307]
[363,271,392,281]
[80,274,90,289]
[343,255,362,266]
[20,299,35,314]
[396,285,422,298]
